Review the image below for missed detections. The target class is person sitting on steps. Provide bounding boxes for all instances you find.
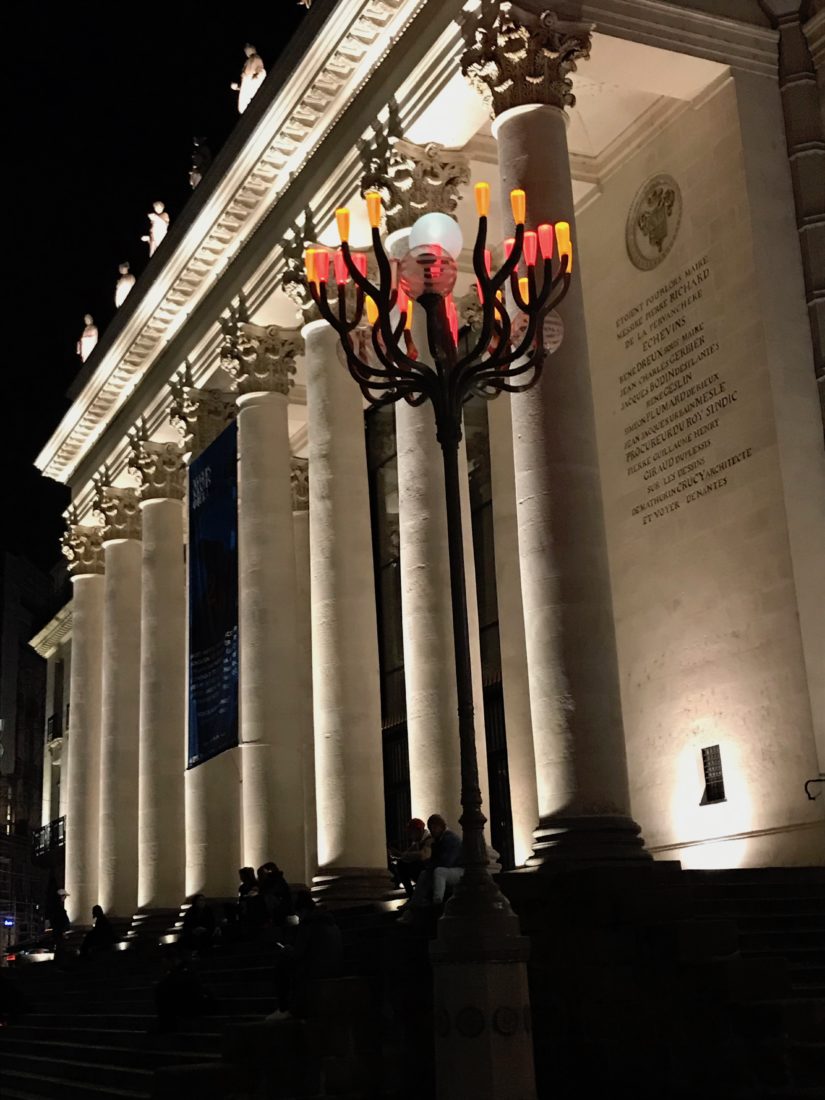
[397,814,463,923]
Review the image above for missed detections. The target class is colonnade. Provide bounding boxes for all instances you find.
[58,6,648,925]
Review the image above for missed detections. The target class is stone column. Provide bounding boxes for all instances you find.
[60,520,104,925]
[170,377,242,898]
[487,394,540,867]
[462,5,647,863]
[129,437,187,910]
[292,457,317,884]
[395,399,490,830]
[303,318,388,903]
[93,482,143,915]
[221,322,306,882]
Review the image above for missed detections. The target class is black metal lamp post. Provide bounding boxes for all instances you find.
[307,182,573,1098]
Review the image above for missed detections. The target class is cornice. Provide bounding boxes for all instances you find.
[40,0,777,508]
[29,604,73,659]
[36,0,425,486]
[575,0,778,76]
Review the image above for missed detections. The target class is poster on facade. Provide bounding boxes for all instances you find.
[188,422,239,768]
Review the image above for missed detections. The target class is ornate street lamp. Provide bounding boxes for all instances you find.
[307,183,573,1099]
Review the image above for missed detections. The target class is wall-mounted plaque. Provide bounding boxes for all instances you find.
[626,173,682,271]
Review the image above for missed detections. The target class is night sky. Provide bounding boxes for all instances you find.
[5,3,306,572]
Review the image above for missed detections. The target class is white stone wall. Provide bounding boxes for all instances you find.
[580,78,825,867]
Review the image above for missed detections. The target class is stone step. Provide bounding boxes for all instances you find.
[686,868,825,885]
[27,992,276,1016]
[739,930,825,953]
[0,1055,152,1095]
[0,1076,149,1100]
[692,892,825,910]
[695,896,825,918]
[6,1024,223,1052]
[734,913,825,934]
[23,1011,260,1030]
[0,1036,223,1070]
[787,1041,825,1090]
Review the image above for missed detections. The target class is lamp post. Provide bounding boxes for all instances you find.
[307,183,572,1099]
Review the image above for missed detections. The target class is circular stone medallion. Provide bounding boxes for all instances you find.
[455,1005,485,1038]
[626,173,682,271]
[493,1006,520,1035]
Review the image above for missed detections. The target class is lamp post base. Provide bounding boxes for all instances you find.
[430,898,537,1100]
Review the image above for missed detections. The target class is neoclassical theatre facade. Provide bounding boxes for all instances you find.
[33,0,825,924]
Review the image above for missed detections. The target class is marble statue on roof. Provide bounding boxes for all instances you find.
[231,44,266,114]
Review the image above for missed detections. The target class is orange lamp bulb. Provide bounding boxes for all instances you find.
[556,221,573,273]
[335,207,350,243]
[474,182,491,218]
[510,189,526,226]
[365,191,382,230]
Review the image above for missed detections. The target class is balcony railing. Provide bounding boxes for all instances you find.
[33,817,65,859]
[46,714,63,743]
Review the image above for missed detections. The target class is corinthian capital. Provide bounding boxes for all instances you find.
[220,320,303,397]
[359,104,469,233]
[460,1,593,116]
[169,366,237,460]
[61,509,104,576]
[92,475,142,541]
[291,456,309,512]
[128,431,186,502]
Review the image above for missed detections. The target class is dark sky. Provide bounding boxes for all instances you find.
[4,3,306,572]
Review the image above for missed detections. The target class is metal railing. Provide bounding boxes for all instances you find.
[46,714,63,743]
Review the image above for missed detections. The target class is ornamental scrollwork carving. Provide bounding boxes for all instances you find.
[291,456,309,512]
[359,100,469,233]
[460,1,593,116]
[220,316,303,397]
[127,423,186,501]
[92,471,142,541]
[456,288,484,334]
[281,207,322,324]
[61,507,104,576]
[169,363,238,460]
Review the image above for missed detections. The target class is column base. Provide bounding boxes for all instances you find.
[528,814,651,868]
[312,866,397,909]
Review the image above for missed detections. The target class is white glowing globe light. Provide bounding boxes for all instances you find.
[408,212,464,260]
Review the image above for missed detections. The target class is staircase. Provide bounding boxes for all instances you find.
[0,938,282,1100]
[685,867,825,1098]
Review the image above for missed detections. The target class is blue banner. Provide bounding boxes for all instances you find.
[188,422,239,768]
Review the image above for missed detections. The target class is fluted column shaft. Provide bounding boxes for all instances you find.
[64,573,104,924]
[304,319,387,902]
[98,537,142,915]
[292,502,317,884]
[487,395,539,866]
[493,103,645,862]
[236,390,305,880]
[137,498,186,908]
[396,399,490,830]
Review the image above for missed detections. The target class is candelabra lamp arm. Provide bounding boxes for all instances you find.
[340,241,380,302]
[457,224,525,374]
[371,226,394,308]
[453,292,512,401]
[369,319,425,385]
